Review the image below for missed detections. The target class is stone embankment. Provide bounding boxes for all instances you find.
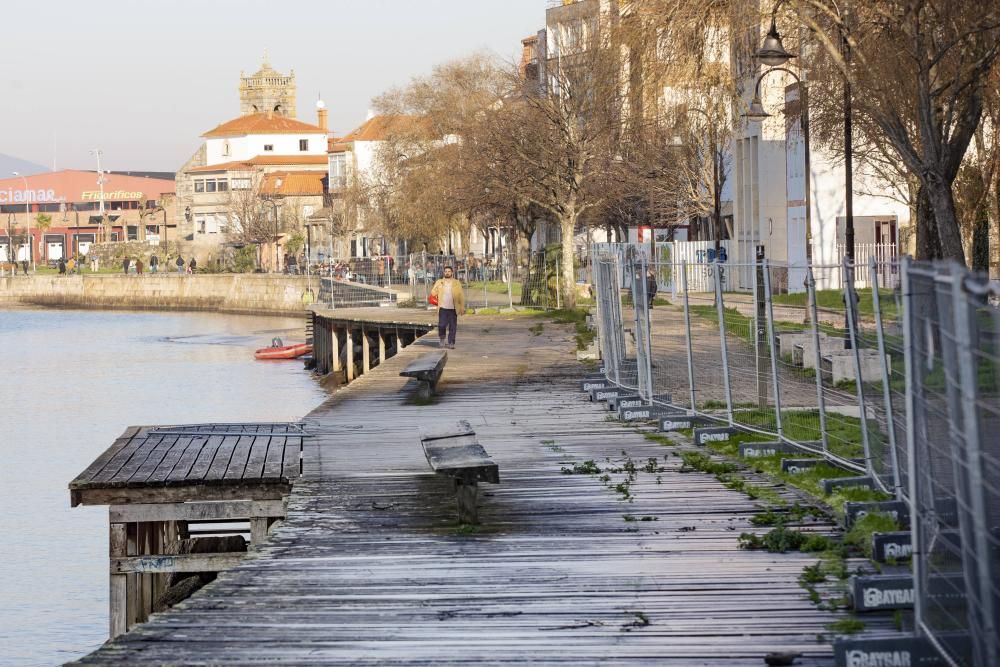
[0,274,318,315]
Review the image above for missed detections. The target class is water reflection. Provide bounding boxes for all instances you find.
[0,308,326,666]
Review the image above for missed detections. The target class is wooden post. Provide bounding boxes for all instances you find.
[454,480,480,525]
[109,520,127,639]
[126,522,139,627]
[362,329,371,374]
[345,326,355,381]
[378,330,386,365]
[250,517,269,546]
[398,326,406,349]
[331,326,341,373]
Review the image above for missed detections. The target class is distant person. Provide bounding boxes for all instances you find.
[646,268,657,309]
[66,256,75,274]
[176,256,185,274]
[374,253,385,286]
[122,257,131,274]
[430,265,465,349]
[58,258,66,274]
[149,254,159,274]
[136,258,144,275]
[188,257,197,274]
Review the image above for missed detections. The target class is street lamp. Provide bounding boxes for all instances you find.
[12,171,34,271]
[755,3,854,264]
[743,67,813,267]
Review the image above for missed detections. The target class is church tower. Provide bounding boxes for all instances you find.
[239,52,297,117]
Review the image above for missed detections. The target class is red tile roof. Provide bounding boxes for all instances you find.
[261,171,326,196]
[339,115,431,142]
[203,113,327,138]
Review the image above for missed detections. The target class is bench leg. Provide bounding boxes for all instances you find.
[415,380,434,402]
[453,479,480,525]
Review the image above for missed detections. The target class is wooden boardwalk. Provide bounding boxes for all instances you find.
[72,314,846,665]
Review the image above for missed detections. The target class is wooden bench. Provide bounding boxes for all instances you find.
[400,351,448,401]
[420,423,499,524]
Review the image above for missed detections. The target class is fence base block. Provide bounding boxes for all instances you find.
[581,379,609,393]
[617,405,674,422]
[693,427,738,445]
[590,386,627,402]
[781,458,823,474]
[872,532,913,563]
[822,476,875,494]
[660,415,710,432]
[844,501,910,529]
[850,575,915,611]
[834,634,947,667]
[738,441,800,458]
[609,394,672,412]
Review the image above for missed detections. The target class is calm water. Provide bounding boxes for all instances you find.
[0,308,327,666]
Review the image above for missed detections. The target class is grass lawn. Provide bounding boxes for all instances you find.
[773,288,899,320]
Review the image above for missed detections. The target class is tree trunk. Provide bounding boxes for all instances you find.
[560,216,577,309]
[914,185,941,261]
[923,171,967,263]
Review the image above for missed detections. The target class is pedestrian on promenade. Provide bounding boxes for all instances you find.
[66,256,76,274]
[150,254,159,273]
[58,258,66,274]
[646,268,657,309]
[21,259,28,275]
[188,257,197,274]
[430,265,465,349]
[176,256,185,274]
[122,257,131,274]
[136,258,144,275]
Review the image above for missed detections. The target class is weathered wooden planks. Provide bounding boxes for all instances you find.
[70,314,871,666]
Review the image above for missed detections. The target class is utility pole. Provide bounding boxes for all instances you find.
[91,149,106,242]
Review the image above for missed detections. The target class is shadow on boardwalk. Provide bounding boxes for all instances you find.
[71,313,842,666]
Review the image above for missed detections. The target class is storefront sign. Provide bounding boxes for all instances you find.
[81,190,144,200]
[0,188,58,203]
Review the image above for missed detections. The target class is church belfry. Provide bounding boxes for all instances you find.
[239,52,297,117]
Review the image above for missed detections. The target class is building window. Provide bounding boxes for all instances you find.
[223,141,231,156]
[330,153,348,189]
[205,180,217,193]
[299,139,309,151]
[217,180,228,192]
[263,144,274,152]
[194,181,205,193]
[231,178,251,190]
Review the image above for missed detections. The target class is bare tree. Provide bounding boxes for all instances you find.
[223,171,273,245]
[787,0,1000,262]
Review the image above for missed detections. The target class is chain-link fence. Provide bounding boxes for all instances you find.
[312,250,562,310]
[590,244,999,666]
[904,259,999,667]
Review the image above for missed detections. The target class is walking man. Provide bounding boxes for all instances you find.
[176,256,185,274]
[430,265,465,349]
[149,254,159,274]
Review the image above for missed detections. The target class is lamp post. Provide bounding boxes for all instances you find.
[743,67,812,268]
[755,2,854,264]
[12,172,34,272]
[756,2,856,340]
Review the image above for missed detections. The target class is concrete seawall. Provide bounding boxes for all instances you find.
[0,274,317,315]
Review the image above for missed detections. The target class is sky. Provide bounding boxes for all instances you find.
[0,0,544,173]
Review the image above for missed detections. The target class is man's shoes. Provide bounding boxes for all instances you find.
[447,343,456,349]
[439,339,446,348]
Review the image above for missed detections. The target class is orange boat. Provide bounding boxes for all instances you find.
[255,338,312,360]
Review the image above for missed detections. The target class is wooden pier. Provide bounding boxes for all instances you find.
[69,422,304,637]
[70,312,853,665]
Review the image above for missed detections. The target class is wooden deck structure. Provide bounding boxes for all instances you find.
[69,422,304,637]
[70,313,863,665]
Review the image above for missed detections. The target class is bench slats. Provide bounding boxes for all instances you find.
[422,440,499,484]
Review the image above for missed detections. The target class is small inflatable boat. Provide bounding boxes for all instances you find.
[254,337,313,360]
